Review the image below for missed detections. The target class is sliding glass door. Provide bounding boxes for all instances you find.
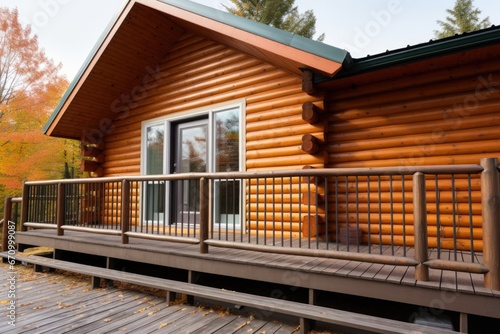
[142,102,244,229]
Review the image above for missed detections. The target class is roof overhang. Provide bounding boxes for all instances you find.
[153,0,350,76]
[43,0,350,139]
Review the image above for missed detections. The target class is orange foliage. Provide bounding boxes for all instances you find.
[0,7,82,201]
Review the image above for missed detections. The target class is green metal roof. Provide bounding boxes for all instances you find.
[158,0,350,66]
[329,24,500,80]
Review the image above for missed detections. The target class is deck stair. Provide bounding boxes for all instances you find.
[2,253,456,334]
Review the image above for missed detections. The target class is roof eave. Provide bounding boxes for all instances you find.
[153,0,350,75]
[43,0,133,137]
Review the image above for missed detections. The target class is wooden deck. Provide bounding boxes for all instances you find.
[13,229,500,326]
[0,262,300,333]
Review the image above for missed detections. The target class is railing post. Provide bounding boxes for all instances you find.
[121,180,130,244]
[20,183,29,232]
[199,177,209,254]
[56,183,65,236]
[2,197,12,252]
[413,172,429,281]
[480,158,500,290]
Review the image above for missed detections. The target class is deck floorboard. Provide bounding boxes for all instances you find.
[20,290,152,333]
[113,304,185,333]
[188,314,241,334]
[0,263,300,334]
[401,266,417,286]
[12,229,500,320]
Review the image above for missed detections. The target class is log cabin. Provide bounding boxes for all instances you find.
[5,0,500,330]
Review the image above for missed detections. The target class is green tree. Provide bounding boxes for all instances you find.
[223,0,325,42]
[434,0,490,39]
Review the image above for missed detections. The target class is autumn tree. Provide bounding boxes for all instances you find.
[0,7,81,217]
[223,0,325,41]
[434,0,491,39]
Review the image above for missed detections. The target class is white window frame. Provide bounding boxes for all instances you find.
[140,99,246,228]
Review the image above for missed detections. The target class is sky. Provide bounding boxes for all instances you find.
[1,0,499,81]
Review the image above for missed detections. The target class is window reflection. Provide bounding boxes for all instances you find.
[146,125,164,175]
[214,108,239,172]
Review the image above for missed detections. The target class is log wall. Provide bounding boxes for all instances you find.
[100,32,323,229]
[103,32,322,175]
[325,57,500,251]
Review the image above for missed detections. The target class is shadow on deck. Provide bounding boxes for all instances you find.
[13,228,500,333]
[0,262,300,333]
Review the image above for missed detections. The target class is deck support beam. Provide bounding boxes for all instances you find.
[91,275,101,289]
[460,313,468,333]
[305,289,318,331]
[300,318,311,334]
[308,288,317,305]
[480,157,500,290]
[166,291,176,305]
[187,270,201,305]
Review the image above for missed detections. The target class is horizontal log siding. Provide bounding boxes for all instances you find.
[325,59,500,251]
[101,33,323,230]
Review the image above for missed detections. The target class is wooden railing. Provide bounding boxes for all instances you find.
[1,196,22,253]
[14,158,500,290]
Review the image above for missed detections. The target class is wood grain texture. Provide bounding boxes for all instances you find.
[325,55,500,251]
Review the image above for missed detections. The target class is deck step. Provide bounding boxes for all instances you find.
[2,253,456,334]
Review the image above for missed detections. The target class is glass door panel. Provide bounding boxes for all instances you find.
[213,108,241,228]
[213,179,240,227]
[173,119,208,225]
[214,108,239,172]
[145,124,165,222]
[146,125,164,174]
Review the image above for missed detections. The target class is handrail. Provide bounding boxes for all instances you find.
[23,164,484,186]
